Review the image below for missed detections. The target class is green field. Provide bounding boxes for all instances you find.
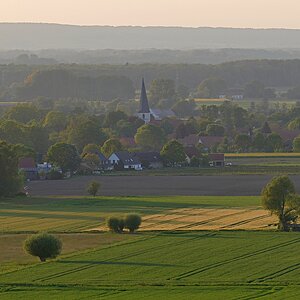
[1,231,300,299]
[1,195,300,299]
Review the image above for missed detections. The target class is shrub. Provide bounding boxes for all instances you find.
[46,170,63,180]
[23,233,62,262]
[107,217,120,233]
[87,181,101,197]
[124,214,142,233]
[106,217,125,233]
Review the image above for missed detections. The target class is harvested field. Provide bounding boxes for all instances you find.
[92,208,277,231]
[27,175,300,196]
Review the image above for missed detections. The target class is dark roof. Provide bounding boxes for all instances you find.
[209,153,225,161]
[199,136,224,148]
[134,152,162,163]
[178,134,200,147]
[138,78,150,113]
[18,157,36,170]
[184,146,200,158]
[114,151,141,165]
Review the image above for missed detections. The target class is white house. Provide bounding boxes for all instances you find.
[108,151,142,170]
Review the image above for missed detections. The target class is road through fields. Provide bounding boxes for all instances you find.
[28,175,300,196]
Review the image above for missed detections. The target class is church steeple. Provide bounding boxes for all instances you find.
[139,78,150,113]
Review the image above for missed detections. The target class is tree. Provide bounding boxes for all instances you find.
[124,214,142,233]
[81,144,101,157]
[160,140,186,166]
[5,104,40,124]
[47,143,81,173]
[197,77,227,98]
[135,124,166,150]
[206,124,225,136]
[23,233,62,262]
[67,117,107,152]
[149,79,175,104]
[106,216,124,233]
[235,134,251,152]
[101,138,123,158]
[252,132,266,151]
[262,176,300,231]
[43,111,67,132]
[172,100,196,117]
[104,111,128,128]
[293,136,300,152]
[0,140,23,197]
[266,133,283,152]
[86,181,101,197]
[288,118,300,130]
[82,153,100,171]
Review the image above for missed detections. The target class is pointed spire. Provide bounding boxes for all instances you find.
[139,78,150,113]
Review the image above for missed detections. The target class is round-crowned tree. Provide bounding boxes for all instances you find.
[107,216,120,233]
[106,216,124,233]
[124,214,142,233]
[87,181,101,197]
[24,233,62,262]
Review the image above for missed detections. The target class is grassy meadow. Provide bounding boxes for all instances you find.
[1,195,300,299]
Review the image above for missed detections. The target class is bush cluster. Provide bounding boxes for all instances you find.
[107,214,142,233]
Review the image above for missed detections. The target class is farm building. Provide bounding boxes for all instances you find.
[208,153,225,167]
[18,157,38,180]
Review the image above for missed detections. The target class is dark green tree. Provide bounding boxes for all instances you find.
[0,140,23,197]
[149,79,175,104]
[47,142,81,173]
[23,233,62,262]
[160,140,186,166]
[262,176,300,231]
[101,138,123,157]
[135,124,166,150]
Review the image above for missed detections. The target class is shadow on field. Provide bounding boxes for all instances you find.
[58,260,180,267]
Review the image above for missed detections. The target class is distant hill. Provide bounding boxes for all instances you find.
[2,23,300,50]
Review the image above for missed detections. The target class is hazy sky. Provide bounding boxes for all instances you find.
[2,0,300,29]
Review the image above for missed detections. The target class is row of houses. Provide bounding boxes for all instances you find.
[19,151,226,180]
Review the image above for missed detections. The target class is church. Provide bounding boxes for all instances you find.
[137,78,152,123]
[137,78,175,123]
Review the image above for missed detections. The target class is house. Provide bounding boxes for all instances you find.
[199,136,224,151]
[134,152,163,169]
[108,151,142,170]
[18,157,38,180]
[208,153,225,167]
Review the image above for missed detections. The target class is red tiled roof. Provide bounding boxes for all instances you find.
[18,157,36,169]
[208,153,225,161]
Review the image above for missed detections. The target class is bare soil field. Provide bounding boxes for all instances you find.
[92,208,277,231]
[28,175,300,196]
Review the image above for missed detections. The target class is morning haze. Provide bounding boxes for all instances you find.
[2,0,300,29]
[3,1,300,300]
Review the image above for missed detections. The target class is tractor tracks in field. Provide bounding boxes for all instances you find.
[170,237,300,280]
[34,232,216,283]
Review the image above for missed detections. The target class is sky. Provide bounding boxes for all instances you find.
[1,0,300,29]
